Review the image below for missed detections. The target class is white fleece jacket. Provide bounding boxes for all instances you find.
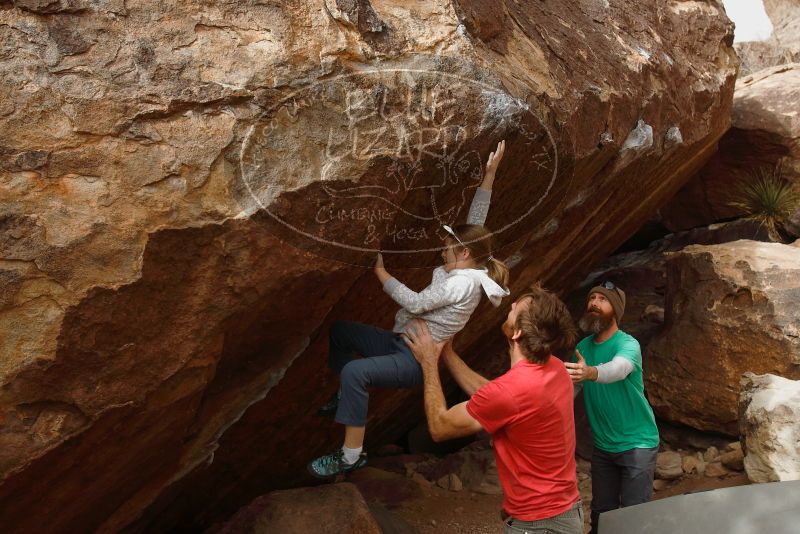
[382,188,510,342]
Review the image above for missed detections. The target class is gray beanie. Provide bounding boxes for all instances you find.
[588,285,626,324]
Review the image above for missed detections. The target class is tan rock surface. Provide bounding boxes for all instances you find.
[682,454,706,475]
[652,479,669,491]
[0,0,737,531]
[218,482,381,534]
[735,0,800,76]
[656,451,684,480]
[645,240,800,435]
[739,372,800,483]
[660,63,800,232]
[704,446,721,463]
[720,448,745,472]
[704,461,730,478]
[565,219,770,350]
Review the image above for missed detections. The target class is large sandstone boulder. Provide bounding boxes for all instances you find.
[645,241,800,435]
[219,483,381,534]
[659,63,800,232]
[735,0,800,77]
[565,219,770,348]
[739,373,800,483]
[0,1,737,532]
[568,220,770,453]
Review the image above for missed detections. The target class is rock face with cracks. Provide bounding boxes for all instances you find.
[645,240,800,435]
[659,63,800,232]
[0,0,736,531]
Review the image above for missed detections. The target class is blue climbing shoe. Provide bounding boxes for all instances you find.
[307,449,367,479]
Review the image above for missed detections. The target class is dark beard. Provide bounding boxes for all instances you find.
[578,312,612,335]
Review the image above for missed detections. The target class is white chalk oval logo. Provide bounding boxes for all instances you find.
[239,65,561,267]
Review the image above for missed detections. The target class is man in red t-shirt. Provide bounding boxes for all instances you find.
[405,286,583,534]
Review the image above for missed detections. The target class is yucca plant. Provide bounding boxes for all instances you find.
[728,163,800,241]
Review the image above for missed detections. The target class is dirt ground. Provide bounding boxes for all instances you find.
[349,457,750,534]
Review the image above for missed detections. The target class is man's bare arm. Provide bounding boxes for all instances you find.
[420,358,483,442]
[404,321,484,442]
[441,340,489,397]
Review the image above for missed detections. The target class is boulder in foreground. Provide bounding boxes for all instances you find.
[739,372,800,484]
[220,482,381,534]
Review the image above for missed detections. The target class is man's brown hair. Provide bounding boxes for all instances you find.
[514,284,577,364]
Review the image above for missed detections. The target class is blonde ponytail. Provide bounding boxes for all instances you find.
[486,256,510,289]
[448,224,510,291]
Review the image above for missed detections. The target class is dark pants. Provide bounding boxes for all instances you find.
[328,320,422,427]
[504,500,584,534]
[590,446,658,534]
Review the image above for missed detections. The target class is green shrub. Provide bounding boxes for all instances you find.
[728,164,800,241]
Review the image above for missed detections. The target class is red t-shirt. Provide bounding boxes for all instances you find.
[466,356,579,521]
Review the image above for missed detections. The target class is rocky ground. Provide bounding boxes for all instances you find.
[384,470,749,534]
[370,439,749,534]
[220,434,751,533]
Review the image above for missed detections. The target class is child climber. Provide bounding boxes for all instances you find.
[308,140,510,478]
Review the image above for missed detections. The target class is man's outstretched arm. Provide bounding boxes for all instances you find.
[566,348,634,384]
[404,321,483,442]
[441,340,489,397]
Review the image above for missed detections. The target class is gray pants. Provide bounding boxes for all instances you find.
[590,446,658,534]
[328,320,422,427]
[504,500,583,534]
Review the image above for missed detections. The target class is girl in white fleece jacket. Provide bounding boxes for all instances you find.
[308,141,510,479]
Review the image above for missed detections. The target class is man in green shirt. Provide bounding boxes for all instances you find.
[565,282,659,534]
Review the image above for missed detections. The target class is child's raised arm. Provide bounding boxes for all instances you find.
[480,139,505,192]
[466,139,505,226]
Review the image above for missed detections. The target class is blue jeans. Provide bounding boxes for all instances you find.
[590,446,658,534]
[328,321,422,426]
